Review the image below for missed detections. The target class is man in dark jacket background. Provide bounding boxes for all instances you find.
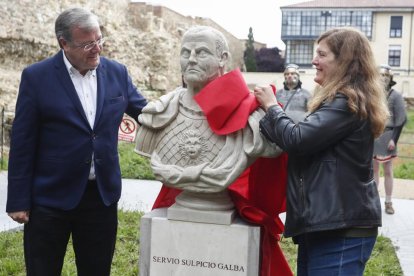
[276,64,311,123]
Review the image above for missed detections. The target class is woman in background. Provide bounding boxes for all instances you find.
[373,64,407,215]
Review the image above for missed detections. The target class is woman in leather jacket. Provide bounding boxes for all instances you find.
[254,27,389,276]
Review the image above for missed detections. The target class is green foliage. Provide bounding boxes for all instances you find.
[279,237,297,271]
[1,142,153,177]
[118,141,154,180]
[0,228,25,276]
[404,108,414,131]
[244,27,257,72]
[0,213,402,275]
[394,161,414,179]
[393,109,414,179]
[61,238,76,275]
[118,110,414,180]
[0,211,143,275]
[364,235,403,275]
[111,211,141,275]
[0,153,7,171]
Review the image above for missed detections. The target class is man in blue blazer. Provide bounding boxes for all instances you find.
[6,7,147,275]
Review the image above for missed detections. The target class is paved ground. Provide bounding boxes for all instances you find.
[1,171,414,275]
[0,172,163,232]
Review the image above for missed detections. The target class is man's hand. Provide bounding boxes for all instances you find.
[8,211,30,224]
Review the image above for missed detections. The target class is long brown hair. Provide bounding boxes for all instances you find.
[308,27,389,138]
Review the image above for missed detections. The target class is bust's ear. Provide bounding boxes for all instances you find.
[219,51,229,68]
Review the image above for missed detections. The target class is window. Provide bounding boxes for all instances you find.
[390,16,402,38]
[388,45,401,67]
[282,11,301,36]
[286,40,314,66]
[301,13,321,36]
[281,10,372,39]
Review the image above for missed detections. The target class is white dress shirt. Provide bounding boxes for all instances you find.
[63,51,97,180]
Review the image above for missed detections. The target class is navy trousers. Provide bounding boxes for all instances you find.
[24,181,118,276]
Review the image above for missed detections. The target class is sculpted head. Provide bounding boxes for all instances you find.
[180,26,229,91]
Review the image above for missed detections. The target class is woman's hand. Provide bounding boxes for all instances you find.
[388,139,396,151]
[254,85,278,112]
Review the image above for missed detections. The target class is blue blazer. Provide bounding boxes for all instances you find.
[7,51,147,212]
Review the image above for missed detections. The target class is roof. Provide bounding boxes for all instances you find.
[282,0,414,8]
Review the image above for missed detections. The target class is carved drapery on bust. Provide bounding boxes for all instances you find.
[135,87,282,194]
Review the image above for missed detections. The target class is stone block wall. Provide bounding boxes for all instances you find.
[0,0,246,148]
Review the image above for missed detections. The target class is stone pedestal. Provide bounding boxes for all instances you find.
[167,203,236,225]
[139,208,260,276]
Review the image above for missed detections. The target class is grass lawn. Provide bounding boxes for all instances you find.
[0,211,403,275]
[393,108,414,178]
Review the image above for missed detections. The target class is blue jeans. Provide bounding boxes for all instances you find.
[296,233,377,276]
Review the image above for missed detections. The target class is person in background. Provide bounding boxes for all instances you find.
[373,64,407,215]
[276,64,311,123]
[254,27,389,276]
[6,7,147,275]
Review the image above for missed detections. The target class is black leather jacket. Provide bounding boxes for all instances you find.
[260,94,381,238]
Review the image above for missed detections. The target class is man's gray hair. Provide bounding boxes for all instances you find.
[55,7,100,46]
[183,26,229,58]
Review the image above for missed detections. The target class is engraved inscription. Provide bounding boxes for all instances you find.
[152,255,246,272]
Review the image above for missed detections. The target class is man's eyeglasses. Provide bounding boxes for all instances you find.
[70,38,105,51]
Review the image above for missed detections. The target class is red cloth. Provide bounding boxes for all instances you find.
[193,69,258,135]
[152,69,292,276]
[228,155,292,276]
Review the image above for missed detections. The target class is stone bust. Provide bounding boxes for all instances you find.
[135,26,281,210]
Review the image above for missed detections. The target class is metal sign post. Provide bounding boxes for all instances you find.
[1,107,4,170]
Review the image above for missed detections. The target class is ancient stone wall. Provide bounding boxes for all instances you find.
[0,0,245,149]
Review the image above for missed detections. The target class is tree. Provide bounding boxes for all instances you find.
[255,47,285,72]
[244,27,257,72]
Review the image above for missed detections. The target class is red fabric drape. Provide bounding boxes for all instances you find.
[228,154,292,276]
[194,69,258,135]
[151,69,293,276]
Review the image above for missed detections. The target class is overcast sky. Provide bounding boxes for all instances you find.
[136,0,310,49]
